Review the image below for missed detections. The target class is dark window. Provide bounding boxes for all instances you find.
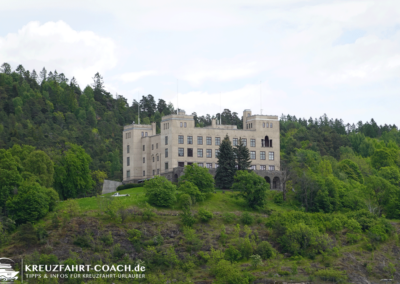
[197,149,203,157]
[153,156,154,162]
[206,149,212,158]
[157,155,159,161]
[178,135,184,144]
[127,145,130,153]
[165,148,168,158]
[145,132,148,136]
[206,137,212,145]
[178,148,184,157]
[178,162,184,167]
[250,151,256,160]
[165,162,169,170]
[127,157,130,166]
[187,136,193,144]
[188,148,193,157]
[270,123,273,128]
[215,137,221,146]
[157,169,159,174]
[184,122,187,127]
[143,171,145,176]
[152,144,154,150]
[143,145,145,151]
[270,140,273,147]
[127,170,130,178]
[156,143,158,149]
[180,122,183,127]
[153,170,155,175]
[143,157,145,163]
[165,136,168,145]
[197,136,203,145]
[263,136,270,147]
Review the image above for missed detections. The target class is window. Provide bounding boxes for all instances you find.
[165,148,168,158]
[270,140,273,147]
[206,149,212,158]
[127,170,130,178]
[165,162,169,170]
[157,155,159,161]
[250,151,256,160]
[143,171,145,176]
[157,169,159,174]
[198,163,204,167]
[197,136,203,145]
[266,123,269,128]
[260,151,266,160]
[215,164,219,168]
[215,149,220,157]
[165,136,168,145]
[178,148,184,157]
[260,165,266,170]
[125,132,131,139]
[270,123,273,128]
[178,162,185,167]
[206,163,212,169]
[178,135,184,144]
[269,165,275,171]
[153,156,154,162]
[127,145,130,153]
[250,139,256,147]
[187,148,193,157]
[263,123,265,128]
[250,165,256,170]
[153,170,155,175]
[184,122,187,128]
[215,137,221,146]
[143,157,145,163]
[145,132,148,136]
[156,143,158,149]
[247,113,250,116]
[180,122,183,127]
[187,136,193,144]
[269,152,274,160]
[152,144,154,150]
[233,138,238,146]
[141,132,144,137]
[235,165,238,169]
[197,149,203,157]
[143,145,145,151]
[206,137,212,145]
[242,138,247,146]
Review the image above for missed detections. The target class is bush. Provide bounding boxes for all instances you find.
[142,203,156,220]
[179,164,215,195]
[144,176,176,207]
[232,170,268,209]
[273,193,283,204]
[16,222,37,247]
[179,194,192,209]
[127,229,142,244]
[314,268,347,283]
[179,181,204,203]
[223,212,237,224]
[180,209,197,227]
[240,212,254,225]
[117,183,143,191]
[112,244,125,260]
[256,241,275,260]
[100,231,113,246]
[73,234,92,248]
[198,208,213,222]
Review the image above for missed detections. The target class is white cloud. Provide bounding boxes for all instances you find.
[116,70,158,82]
[0,21,117,87]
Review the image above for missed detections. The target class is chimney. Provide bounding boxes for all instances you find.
[151,122,156,134]
[212,119,216,127]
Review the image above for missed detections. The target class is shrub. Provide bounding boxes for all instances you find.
[347,233,361,244]
[232,170,268,209]
[240,212,254,225]
[16,222,37,246]
[273,193,283,205]
[223,212,237,224]
[314,268,347,283]
[224,246,241,263]
[144,176,176,207]
[100,231,113,246]
[73,235,91,248]
[256,241,275,260]
[142,203,156,220]
[117,183,143,191]
[179,181,204,203]
[180,209,197,227]
[250,254,262,269]
[179,164,215,195]
[112,244,125,260]
[238,237,253,260]
[198,208,213,222]
[127,229,142,244]
[179,194,192,209]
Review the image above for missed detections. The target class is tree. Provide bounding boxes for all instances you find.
[234,138,251,170]
[54,143,95,199]
[6,182,50,224]
[16,64,25,77]
[179,164,214,195]
[39,67,47,83]
[224,246,241,263]
[378,166,400,186]
[157,99,168,114]
[178,181,204,203]
[1,63,11,74]
[0,149,22,211]
[232,170,268,209]
[338,159,364,184]
[31,69,38,83]
[24,150,54,188]
[371,149,393,169]
[144,176,176,207]
[215,135,236,189]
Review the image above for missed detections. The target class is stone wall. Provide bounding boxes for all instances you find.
[102,179,123,194]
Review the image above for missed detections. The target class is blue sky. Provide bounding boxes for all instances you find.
[1,0,399,126]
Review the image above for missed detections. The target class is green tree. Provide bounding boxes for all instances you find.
[179,164,214,195]
[144,176,176,207]
[0,149,22,211]
[256,241,275,260]
[371,149,394,169]
[234,138,251,170]
[232,170,268,209]
[215,135,236,189]
[338,159,364,183]
[178,181,204,203]
[378,166,400,185]
[54,143,95,199]
[24,150,54,188]
[224,246,241,263]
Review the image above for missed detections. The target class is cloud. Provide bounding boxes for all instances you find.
[0,21,117,87]
[116,70,158,82]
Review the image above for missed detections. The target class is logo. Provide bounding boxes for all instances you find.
[0,258,19,282]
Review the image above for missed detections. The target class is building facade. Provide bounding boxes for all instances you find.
[122,109,282,188]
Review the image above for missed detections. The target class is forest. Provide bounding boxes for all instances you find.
[0,63,400,283]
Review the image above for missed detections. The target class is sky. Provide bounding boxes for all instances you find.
[0,0,399,127]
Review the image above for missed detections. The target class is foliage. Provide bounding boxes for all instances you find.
[197,208,213,222]
[222,212,237,224]
[16,222,37,246]
[224,246,241,263]
[179,193,192,209]
[256,241,276,260]
[180,209,197,227]
[249,254,262,269]
[117,183,143,191]
[144,176,177,207]
[234,138,251,170]
[24,150,54,187]
[142,202,156,220]
[232,170,268,209]
[215,135,236,189]
[100,231,114,246]
[314,268,347,283]
[240,212,254,225]
[178,180,204,203]
[338,159,364,184]
[179,164,214,195]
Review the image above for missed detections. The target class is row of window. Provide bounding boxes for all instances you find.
[180,122,187,128]
[246,122,274,129]
[163,123,170,130]
[126,164,276,178]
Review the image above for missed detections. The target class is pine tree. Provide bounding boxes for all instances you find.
[1,63,11,74]
[31,69,38,83]
[40,67,47,83]
[215,135,236,189]
[234,137,251,170]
